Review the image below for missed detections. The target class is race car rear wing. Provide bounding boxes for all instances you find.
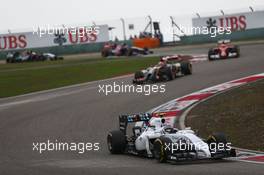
[218,39,231,44]
[119,113,152,134]
[161,55,193,63]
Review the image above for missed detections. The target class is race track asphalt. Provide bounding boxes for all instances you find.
[0,43,264,175]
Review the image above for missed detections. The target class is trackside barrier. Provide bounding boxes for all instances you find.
[0,40,133,60]
[180,28,264,44]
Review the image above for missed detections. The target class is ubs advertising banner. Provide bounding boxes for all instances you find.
[192,11,264,31]
[0,25,109,51]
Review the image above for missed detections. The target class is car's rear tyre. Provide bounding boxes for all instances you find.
[107,130,127,154]
[101,50,109,57]
[207,132,228,158]
[158,67,171,81]
[181,62,192,75]
[134,71,144,79]
[133,71,145,84]
[208,49,215,61]
[143,47,149,55]
[58,56,64,60]
[233,46,240,58]
[153,137,171,163]
[207,132,227,146]
[11,59,15,63]
[126,48,133,56]
[170,66,177,80]
[159,66,175,80]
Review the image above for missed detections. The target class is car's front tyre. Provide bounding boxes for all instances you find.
[153,137,172,163]
[181,62,192,75]
[232,46,240,58]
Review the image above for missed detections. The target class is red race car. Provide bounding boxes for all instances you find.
[208,40,240,60]
[101,42,153,57]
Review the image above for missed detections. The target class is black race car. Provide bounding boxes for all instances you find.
[133,55,192,84]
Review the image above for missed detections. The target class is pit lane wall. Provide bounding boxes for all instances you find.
[0,25,112,60]
[180,10,264,44]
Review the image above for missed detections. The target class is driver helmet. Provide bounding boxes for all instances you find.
[149,118,165,128]
[157,61,166,67]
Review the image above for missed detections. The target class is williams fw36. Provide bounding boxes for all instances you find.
[107,113,236,163]
[6,51,63,63]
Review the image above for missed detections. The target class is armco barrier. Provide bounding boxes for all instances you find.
[0,40,132,60]
[180,28,264,44]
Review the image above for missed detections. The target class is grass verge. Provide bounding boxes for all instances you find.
[186,80,264,151]
[0,57,159,98]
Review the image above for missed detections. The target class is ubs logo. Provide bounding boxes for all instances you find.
[206,18,217,29]
[54,31,67,46]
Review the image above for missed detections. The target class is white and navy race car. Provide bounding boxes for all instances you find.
[6,51,63,63]
[42,53,64,61]
[107,113,236,163]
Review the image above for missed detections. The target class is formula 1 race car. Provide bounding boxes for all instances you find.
[101,42,153,57]
[6,51,45,63]
[208,40,240,60]
[42,53,64,61]
[6,51,63,63]
[107,113,236,163]
[133,55,192,84]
